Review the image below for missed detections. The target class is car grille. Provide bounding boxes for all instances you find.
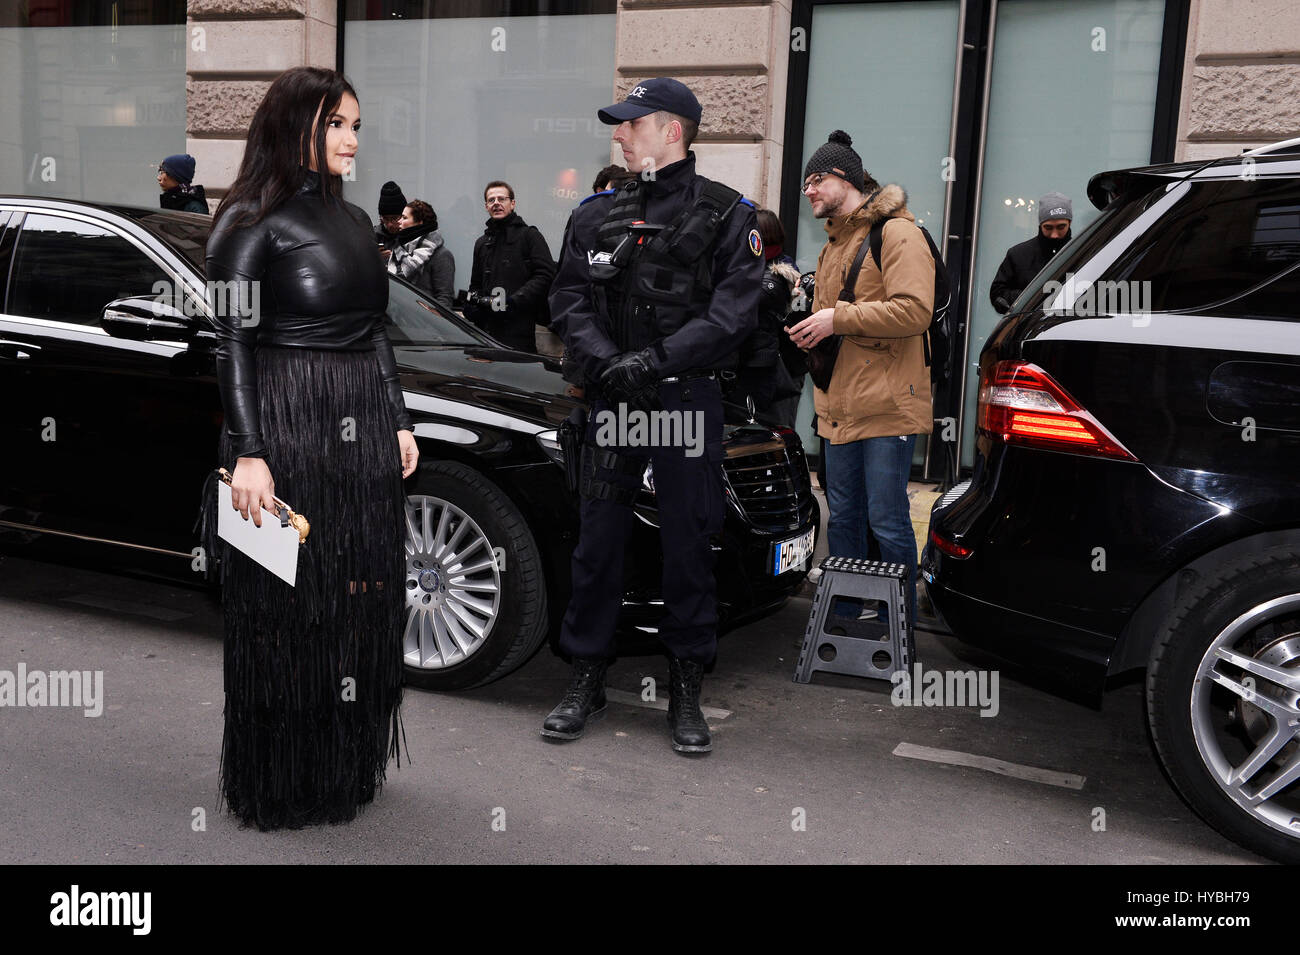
[722,439,812,531]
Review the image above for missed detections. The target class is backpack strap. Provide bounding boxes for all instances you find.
[865,214,933,368]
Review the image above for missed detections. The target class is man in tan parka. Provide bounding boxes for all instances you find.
[787,130,934,624]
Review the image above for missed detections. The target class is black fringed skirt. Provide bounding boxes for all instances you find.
[212,346,406,830]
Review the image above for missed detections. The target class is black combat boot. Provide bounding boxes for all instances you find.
[667,656,712,754]
[541,657,609,741]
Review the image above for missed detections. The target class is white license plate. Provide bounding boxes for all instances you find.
[772,527,815,576]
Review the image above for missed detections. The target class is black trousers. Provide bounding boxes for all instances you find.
[558,378,725,664]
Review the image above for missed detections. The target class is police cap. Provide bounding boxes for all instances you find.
[598,78,702,125]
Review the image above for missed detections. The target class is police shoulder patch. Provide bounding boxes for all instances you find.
[738,197,756,209]
[748,228,763,257]
[579,189,615,206]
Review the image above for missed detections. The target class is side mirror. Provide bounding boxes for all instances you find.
[101,296,198,343]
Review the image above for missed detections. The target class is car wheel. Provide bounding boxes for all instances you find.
[1147,546,1300,863]
[401,460,548,690]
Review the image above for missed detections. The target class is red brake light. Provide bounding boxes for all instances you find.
[929,527,972,559]
[977,360,1137,461]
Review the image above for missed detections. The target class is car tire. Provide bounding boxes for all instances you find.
[1147,545,1300,863]
[401,459,549,691]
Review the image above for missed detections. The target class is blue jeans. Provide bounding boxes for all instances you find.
[824,434,918,625]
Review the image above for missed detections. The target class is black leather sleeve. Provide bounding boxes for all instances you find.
[207,211,271,460]
[371,316,413,431]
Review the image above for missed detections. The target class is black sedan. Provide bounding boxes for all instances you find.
[0,197,819,690]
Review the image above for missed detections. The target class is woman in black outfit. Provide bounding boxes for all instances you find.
[205,67,419,829]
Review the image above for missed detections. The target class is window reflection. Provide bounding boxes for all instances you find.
[10,214,170,326]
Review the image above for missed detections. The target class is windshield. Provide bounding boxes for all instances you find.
[384,277,489,346]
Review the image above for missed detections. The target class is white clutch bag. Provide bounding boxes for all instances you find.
[215,468,310,586]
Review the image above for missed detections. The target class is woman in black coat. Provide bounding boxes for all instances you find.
[205,67,418,830]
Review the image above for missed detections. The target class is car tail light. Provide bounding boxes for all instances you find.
[929,527,972,559]
[977,360,1137,461]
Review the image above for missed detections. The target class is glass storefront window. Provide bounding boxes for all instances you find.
[0,1,188,204]
[964,0,1166,464]
[343,7,618,292]
[794,0,961,458]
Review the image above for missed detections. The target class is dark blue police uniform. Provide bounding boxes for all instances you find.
[549,153,763,663]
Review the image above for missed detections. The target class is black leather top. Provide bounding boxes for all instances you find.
[206,170,413,459]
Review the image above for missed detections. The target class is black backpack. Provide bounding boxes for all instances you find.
[864,217,954,385]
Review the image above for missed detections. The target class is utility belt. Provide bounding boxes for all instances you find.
[661,370,717,383]
[558,405,648,507]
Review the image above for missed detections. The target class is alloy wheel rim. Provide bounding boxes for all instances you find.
[1190,592,1300,839]
[403,494,501,670]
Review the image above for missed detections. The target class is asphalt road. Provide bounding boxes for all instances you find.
[0,542,1262,865]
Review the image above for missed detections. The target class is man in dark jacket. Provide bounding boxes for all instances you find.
[989,191,1073,313]
[156,154,208,214]
[544,78,762,755]
[466,181,556,353]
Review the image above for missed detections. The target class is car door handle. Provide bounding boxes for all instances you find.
[0,340,40,360]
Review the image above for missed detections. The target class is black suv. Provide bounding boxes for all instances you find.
[922,140,1300,862]
[0,198,819,691]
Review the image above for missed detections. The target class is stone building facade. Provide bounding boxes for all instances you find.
[1176,0,1300,160]
[184,0,1299,207]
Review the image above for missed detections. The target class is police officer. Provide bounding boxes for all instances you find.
[544,78,763,754]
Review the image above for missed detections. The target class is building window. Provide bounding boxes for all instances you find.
[342,3,618,290]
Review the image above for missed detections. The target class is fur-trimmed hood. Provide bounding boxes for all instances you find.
[824,183,912,241]
[770,260,801,290]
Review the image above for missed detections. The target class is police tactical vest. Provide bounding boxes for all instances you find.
[592,176,741,355]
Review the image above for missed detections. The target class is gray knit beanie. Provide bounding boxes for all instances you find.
[1039,192,1073,222]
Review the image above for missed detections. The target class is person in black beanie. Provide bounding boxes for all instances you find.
[157,154,209,214]
[786,128,934,627]
[989,191,1073,313]
[375,180,407,255]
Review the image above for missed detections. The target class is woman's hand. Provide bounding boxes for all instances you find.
[787,307,837,350]
[231,456,276,527]
[397,430,419,478]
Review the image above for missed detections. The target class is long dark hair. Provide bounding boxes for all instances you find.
[213,67,357,230]
[756,208,784,249]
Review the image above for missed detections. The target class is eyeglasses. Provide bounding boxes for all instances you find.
[802,172,830,194]
[485,196,513,206]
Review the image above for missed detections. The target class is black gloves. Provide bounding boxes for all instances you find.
[599,349,661,413]
[600,348,657,395]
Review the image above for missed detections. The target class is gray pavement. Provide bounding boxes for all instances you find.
[0,540,1262,865]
